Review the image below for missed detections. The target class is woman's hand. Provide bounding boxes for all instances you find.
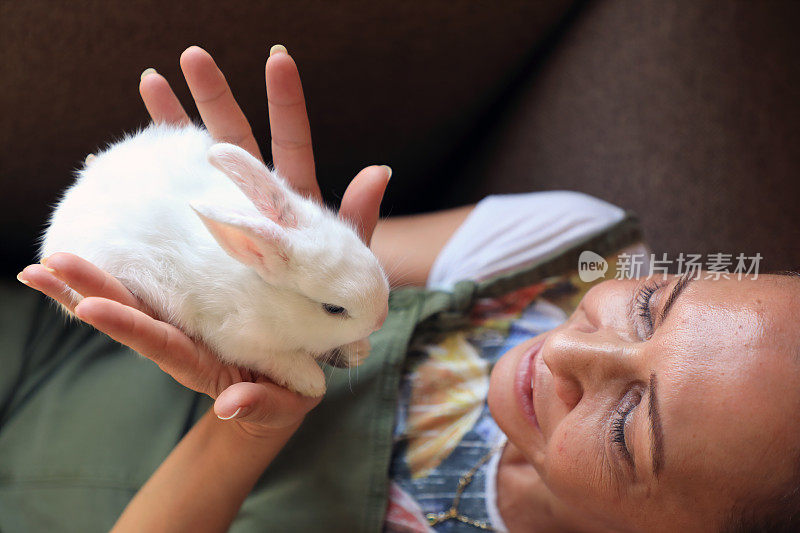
[18,45,390,438]
[22,251,317,437]
[140,45,390,243]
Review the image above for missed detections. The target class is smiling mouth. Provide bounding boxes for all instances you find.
[515,337,546,428]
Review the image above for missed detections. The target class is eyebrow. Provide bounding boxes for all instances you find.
[648,372,665,477]
[646,275,693,478]
[658,273,694,325]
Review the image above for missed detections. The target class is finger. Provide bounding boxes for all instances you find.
[39,252,151,315]
[179,46,263,160]
[73,296,216,395]
[214,381,320,429]
[18,264,82,311]
[266,47,320,200]
[339,165,392,245]
[139,69,191,125]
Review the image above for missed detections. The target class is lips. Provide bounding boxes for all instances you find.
[515,337,545,428]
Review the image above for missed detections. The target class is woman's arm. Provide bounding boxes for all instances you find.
[23,251,319,531]
[112,410,296,533]
[371,206,475,287]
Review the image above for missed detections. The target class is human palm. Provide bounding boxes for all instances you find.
[18,45,390,436]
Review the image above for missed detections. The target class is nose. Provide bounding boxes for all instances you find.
[373,304,389,331]
[542,326,635,410]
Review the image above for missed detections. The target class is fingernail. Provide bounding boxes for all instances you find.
[217,406,242,420]
[39,256,57,274]
[270,44,288,57]
[140,67,157,80]
[16,272,30,286]
[85,154,96,165]
[380,165,392,180]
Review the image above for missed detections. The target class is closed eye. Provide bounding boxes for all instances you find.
[322,303,348,316]
[633,274,694,340]
[635,280,665,338]
[609,386,644,473]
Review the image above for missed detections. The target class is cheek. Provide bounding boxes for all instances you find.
[542,417,616,506]
[544,427,589,490]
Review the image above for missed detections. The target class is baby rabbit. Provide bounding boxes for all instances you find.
[40,124,390,397]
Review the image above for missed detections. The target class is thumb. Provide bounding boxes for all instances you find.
[339,165,391,245]
[214,381,321,430]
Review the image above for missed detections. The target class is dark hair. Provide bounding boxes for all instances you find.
[721,482,800,533]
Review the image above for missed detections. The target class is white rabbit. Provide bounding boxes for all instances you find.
[39,123,390,397]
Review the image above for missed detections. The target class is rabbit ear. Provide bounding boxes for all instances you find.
[191,203,291,279]
[207,143,297,228]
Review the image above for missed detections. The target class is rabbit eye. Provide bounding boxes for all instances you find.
[322,303,347,316]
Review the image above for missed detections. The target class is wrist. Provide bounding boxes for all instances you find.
[201,412,303,472]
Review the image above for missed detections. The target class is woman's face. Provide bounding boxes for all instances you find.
[489,274,800,532]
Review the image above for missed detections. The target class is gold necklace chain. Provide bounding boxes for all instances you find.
[425,444,505,531]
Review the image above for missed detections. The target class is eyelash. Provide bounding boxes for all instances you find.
[635,280,663,337]
[610,389,643,464]
[611,405,633,457]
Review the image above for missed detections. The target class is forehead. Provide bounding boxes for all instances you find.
[657,275,800,356]
[648,275,800,509]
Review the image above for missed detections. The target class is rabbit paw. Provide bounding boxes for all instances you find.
[261,353,327,397]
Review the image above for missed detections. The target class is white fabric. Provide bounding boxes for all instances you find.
[484,435,510,533]
[426,191,626,291]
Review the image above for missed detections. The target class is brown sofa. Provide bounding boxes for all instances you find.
[2,0,798,274]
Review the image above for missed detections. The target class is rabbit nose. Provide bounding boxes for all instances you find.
[374,305,388,331]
